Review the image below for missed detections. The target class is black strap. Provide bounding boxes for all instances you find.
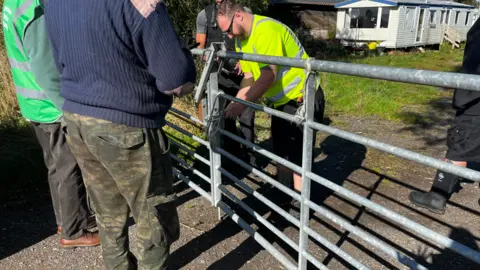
[210,4,218,30]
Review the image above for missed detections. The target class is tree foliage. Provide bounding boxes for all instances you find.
[165,0,269,38]
[456,0,479,7]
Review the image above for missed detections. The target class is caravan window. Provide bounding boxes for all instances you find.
[430,10,436,24]
[465,12,470,25]
[404,7,416,29]
[349,7,378,28]
[381,8,390,28]
[455,11,460,24]
[440,10,446,24]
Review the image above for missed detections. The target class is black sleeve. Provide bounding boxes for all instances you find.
[452,19,480,114]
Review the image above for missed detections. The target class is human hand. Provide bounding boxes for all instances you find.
[225,102,246,119]
[164,82,195,97]
[233,62,242,75]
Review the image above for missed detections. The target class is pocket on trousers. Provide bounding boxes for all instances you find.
[89,128,148,172]
[95,131,145,149]
[447,125,468,151]
[147,194,180,247]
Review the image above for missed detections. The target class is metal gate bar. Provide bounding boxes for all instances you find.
[306,199,428,269]
[220,183,330,270]
[162,47,480,269]
[219,167,301,227]
[220,93,480,183]
[307,121,480,182]
[213,94,480,266]
[219,185,300,252]
[169,107,206,126]
[169,140,211,166]
[219,176,370,270]
[170,154,211,183]
[305,170,480,264]
[218,148,302,202]
[173,168,212,201]
[217,200,298,270]
[212,50,480,92]
[211,85,432,269]
[166,122,210,148]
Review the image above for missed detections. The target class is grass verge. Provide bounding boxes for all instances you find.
[322,46,463,122]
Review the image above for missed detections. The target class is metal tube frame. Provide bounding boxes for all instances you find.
[164,48,480,269]
[169,107,206,127]
[207,72,225,217]
[298,73,317,269]
[170,154,211,184]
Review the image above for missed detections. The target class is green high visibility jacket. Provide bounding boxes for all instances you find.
[2,0,63,123]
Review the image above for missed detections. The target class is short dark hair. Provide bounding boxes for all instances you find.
[217,0,245,17]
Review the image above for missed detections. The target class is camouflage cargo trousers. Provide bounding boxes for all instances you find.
[62,112,180,270]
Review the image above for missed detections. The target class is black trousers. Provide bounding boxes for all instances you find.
[219,73,255,156]
[271,86,325,187]
[31,121,90,239]
[431,113,480,195]
[272,86,325,167]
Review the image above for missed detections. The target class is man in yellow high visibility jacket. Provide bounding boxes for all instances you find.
[216,0,325,210]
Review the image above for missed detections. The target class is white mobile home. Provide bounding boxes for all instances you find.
[334,0,477,48]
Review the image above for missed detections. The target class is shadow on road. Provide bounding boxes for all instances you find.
[396,96,455,148]
[170,134,368,269]
[415,227,480,270]
[0,120,56,261]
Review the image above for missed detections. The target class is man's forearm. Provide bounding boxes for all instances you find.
[196,33,206,48]
[237,75,273,103]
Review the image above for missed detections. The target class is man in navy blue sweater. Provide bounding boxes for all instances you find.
[44,1,196,269]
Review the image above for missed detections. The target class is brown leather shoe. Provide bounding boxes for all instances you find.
[60,232,100,248]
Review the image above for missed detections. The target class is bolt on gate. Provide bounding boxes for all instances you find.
[165,44,480,270]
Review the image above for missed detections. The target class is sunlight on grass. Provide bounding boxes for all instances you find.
[322,47,463,122]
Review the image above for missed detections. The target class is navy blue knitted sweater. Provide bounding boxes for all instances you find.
[44,0,196,128]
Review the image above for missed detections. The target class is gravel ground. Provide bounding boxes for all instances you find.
[1,106,479,269]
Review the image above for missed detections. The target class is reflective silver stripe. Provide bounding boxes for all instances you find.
[12,0,36,58]
[256,18,272,27]
[274,49,305,83]
[16,86,47,100]
[275,48,304,80]
[267,76,302,104]
[13,0,34,21]
[8,58,29,71]
[276,66,290,82]
[254,17,306,83]
[12,27,26,58]
[3,7,12,15]
[295,48,305,58]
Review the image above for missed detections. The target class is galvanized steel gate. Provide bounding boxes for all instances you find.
[166,45,480,270]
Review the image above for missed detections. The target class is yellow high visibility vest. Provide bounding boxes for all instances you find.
[235,15,308,108]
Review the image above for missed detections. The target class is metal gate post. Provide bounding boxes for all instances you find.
[194,45,218,104]
[298,72,318,269]
[207,72,225,217]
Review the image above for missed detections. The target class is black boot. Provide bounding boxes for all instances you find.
[409,191,447,215]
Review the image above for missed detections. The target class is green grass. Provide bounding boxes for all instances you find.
[322,46,463,121]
